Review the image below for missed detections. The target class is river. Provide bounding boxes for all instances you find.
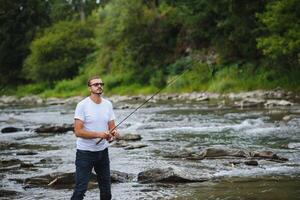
[1,97,300,199]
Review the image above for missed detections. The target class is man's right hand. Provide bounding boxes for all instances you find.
[98,131,112,140]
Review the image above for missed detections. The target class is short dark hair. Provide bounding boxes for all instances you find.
[87,76,100,86]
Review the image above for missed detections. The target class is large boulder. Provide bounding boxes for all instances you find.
[35,124,73,133]
[137,167,210,183]
[161,147,288,162]
[197,147,250,159]
[18,170,133,189]
[250,151,288,161]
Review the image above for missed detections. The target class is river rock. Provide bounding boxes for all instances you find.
[38,157,63,164]
[124,143,148,150]
[244,160,258,166]
[20,96,44,105]
[22,172,77,189]
[20,162,35,168]
[0,159,35,172]
[287,143,300,149]
[1,127,23,133]
[264,100,293,107]
[112,141,147,150]
[137,167,210,183]
[0,159,22,168]
[234,98,265,108]
[112,140,130,148]
[282,115,292,122]
[21,170,133,189]
[45,97,67,105]
[35,124,73,133]
[0,190,20,198]
[250,151,276,158]
[0,96,18,104]
[1,117,24,124]
[63,96,84,105]
[118,133,142,141]
[111,170,135,183]
[162,147,288,162]
[16,151,38,156]
[196,147,250,159]
[0,95,44,105]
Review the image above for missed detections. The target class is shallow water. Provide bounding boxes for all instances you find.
[0,99,300,199]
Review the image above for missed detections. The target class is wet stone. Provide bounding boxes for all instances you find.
[16,151,38,156]
[112,141,130,148]
[160,147,288,163]
[1,127,23,133]
[0,190,20,198]
[287,143,300,149]
[282,115,293,122]
[38,157,63,164]
[35,124,73,133]
[20,163,34,168]
[0,142,58,152]
[111,170,135,183]
[137,167,210,183]
[124,143,148,150]
[21,170,133,189]
[118,133,142,141]
[0,159,22,168]
[244,160,258,166]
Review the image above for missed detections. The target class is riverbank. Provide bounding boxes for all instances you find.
[1,89,299,107]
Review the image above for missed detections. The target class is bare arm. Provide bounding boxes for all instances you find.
[108,120,119,139]
[74,119,109,139]
[108,120,116,131]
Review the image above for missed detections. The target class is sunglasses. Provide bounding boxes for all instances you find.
[89,82,105,87]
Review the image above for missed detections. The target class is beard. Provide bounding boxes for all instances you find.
[92,89,103,95]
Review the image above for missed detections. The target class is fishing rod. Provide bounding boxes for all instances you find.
[96,66,191,145]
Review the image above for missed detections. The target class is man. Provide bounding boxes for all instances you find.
[71,76,118,200]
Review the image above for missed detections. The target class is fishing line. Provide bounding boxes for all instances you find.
[96,65,191,145]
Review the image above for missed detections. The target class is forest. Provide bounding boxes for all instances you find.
[0,0,299,97]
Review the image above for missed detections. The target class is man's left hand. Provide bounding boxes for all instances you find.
[110,129,119,140]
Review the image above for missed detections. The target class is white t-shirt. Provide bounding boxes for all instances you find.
[74,97,116,151]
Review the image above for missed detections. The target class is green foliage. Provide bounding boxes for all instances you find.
[41,75,89,97]
[257,0,300,69]
[0,0,51,87]
[95,0,184,85]
[16,83,49,97]
[109,84,157,95]
[103,73,134,89]
[167,56,193,75]
[167,61,212,92]
[23,20,96,83]
[48,0,102,22]
[169,0,267,63]
[150,70,166,88]
[2,0,300,95]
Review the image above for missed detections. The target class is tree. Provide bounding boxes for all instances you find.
[23,21,96,83]
[257,0,300,69]
[49,0,101,22]
[97,0,183,85]
[0,0,50,87]
[170,0,267,63]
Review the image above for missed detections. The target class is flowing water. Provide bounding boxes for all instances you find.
[1,98,300,200]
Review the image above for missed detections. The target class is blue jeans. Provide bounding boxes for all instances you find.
[71,148,111,200]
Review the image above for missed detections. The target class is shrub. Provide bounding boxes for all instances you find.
[23,20,96,83]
